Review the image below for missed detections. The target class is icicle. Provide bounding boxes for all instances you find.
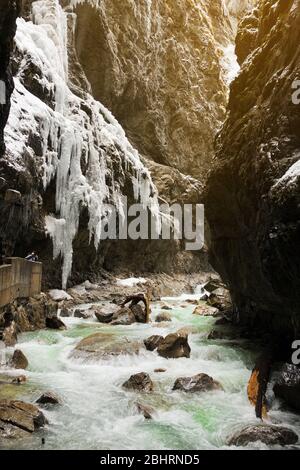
[6,0,161,289]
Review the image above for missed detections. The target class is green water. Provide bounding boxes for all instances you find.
[1,300,299,450]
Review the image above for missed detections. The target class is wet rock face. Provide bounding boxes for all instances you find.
[0,295,58,334]
[157,329,191,359]
[122,373,153,393]
[36,391,62,406]
[72,333,142,361]
[144,335,164,352]
[173,373,223,393]
[205,0,300,337]
[0,399,47,439]
[9,349,28,370]
[273,363,300,412]
[74,0,234,178]
[227,424,298,447]
[155,312,172,323]
[0,0,20,156]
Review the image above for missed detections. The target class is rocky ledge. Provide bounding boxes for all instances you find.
[0,399,47,439]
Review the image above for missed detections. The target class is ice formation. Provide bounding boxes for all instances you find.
[5,0,161,288]
[116,277,147,288]
[220,44,240,85]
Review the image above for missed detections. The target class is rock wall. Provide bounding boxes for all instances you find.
[205,0,300,338]
[73,0,235,178]
[0,0,20,156]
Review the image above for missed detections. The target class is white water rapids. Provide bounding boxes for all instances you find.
[1,297,300,450]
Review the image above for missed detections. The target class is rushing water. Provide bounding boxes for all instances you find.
[1,299,300,450]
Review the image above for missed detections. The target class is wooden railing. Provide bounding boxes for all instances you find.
[0,258,42,309]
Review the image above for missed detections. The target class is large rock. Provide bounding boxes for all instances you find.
[2,321,18,347]
[36,391,62,406]
[193,303,219,317]
[110,307,136,326]
[9,350,28,370]
[273,364,300,412]
[122,373,153,392]
[72,333,141,360]
[144,335,164,352]
[135,402,154,419]
[46,316,66,330]
[155,312,172,323]
[130,304,147,323]
[205,0,300,337]
[207,288,232,312]
[157,330,191,359]
[0,400,47,436]
[173,373,223,393]
[60,307,72,318]
[74,308,94,319]
[227,424,298,447]
[8,295,55,332]
[94,304,119,324]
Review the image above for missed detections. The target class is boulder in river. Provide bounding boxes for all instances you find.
[273,363,300,412]
[161,304,172,311]
[136,402,154,419]
[155,312,172,323]
[12,375,27,384]
[130,304,147,323]
[46,316,66,330]
[173,373,223,393]
[157,330,191,359]
[72,333,142,360]
[9,350,28,370]
[203,278,224,293]
[227,424,298,447]
[2,321,18,347]
[144,335,164,352]
[36,391,62,406]
[110,307,136,326]
[122,373,153,392]
[193,303,219,317]
[94,304,119,323]
[0,400,47,438]
[207,326,239,340]
[60,307,72,318]
[207,288,232,312]
[74,309,94,319]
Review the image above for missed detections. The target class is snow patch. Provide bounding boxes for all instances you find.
[221,44,240,85]
[273,158,300,188]
[48,289,72,301]
[116,277,147,288]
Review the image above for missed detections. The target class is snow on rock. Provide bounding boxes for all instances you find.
[116,277,147,288]
[5,0,161,288]
[273,157,300,189]
[220,44,240,85]
[48,289,72,301]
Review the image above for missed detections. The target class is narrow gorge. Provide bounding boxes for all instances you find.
[0,0,300,452]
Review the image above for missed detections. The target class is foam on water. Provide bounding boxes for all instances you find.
[2,298,300,450]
